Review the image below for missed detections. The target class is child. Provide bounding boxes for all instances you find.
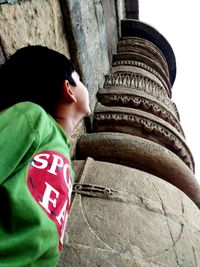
[0,45,90,266]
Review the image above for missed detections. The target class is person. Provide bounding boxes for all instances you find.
[0,45,91,266]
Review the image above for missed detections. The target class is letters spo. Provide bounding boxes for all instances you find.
[27,151,73,250]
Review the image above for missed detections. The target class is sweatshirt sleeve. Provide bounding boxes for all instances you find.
[0,103,38,184]
[0,102,74,266]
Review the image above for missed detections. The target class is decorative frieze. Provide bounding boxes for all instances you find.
[118,37,169,76]
[112,59,170,95]
[98,93,183,134]
[94,111,193,171]
[104,73,178,117]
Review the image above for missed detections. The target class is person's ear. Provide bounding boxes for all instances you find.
[63,80,77,103]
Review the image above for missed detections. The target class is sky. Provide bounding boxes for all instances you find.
[139,0,200,182]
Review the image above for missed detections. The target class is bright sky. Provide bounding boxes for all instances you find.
[139,0,200,182]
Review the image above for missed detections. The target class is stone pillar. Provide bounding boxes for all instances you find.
[59,19,200,266]
[78,19,200,209]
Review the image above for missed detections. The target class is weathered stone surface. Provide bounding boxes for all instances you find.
[101,0,118,64]
[115,0,126,36]
[59,243,148,267]
[58,158,200,266]
[79,0,109,87]
[0,0,29,4]
[77,132,200,208]
[0,0,70,57]
[69,120,86,159]
[60,0,110,111]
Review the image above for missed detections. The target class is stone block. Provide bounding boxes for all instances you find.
[60,0,110,111]
[0,0,70,58]
[58,158,200,266]
[77,132,200,208]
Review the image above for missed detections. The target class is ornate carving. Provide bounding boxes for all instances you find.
[104,73,179,118]
[94,112,193,170]
[118,37,169,75]
[73,183,119,199]
[98,94,183,135]
[113,59,170,95]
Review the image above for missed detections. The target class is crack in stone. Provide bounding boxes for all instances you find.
[67,242,115,253]
[152,183,183,266]
[79,195,117,252]
[192,245,198,267]
[178,191,185,215]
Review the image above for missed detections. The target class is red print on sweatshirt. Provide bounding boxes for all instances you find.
[27,151,72,251]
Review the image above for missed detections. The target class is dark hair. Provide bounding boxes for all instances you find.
[0,45,76,114]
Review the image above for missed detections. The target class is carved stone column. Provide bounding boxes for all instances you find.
[59,19,200,267]
[77,19,200,208]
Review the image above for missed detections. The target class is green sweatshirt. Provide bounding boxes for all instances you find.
[0,102,74,267]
